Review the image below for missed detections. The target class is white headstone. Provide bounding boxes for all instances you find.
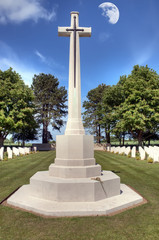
[19,147,25,155]
[131,146,136,158]
[33,147,37,152]
[0,147,4,160]
[13,147,19,156]
[125,147,131,156]
[7,147,13,159]
[110,146,115,152]
[148,146,155,158]
[119,146,126,154]
[139,147,145,160]
[25,147,30,154]
[114,147,120,153]
[153,150,159,162]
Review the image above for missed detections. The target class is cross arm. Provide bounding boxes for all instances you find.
[79,27,91,37]
[58,27,71,37]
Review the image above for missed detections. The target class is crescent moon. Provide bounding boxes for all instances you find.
[99,2,120,24]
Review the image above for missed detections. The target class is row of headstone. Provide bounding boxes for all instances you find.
[94,144,106,151]
[107,145,159,162]
[0,146,37,160]
[110,146,131,156]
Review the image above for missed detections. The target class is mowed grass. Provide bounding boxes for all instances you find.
[0,151,159,240]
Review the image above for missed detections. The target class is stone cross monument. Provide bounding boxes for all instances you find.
[7,12,143,216]
[58,11,91,135]
[49,12,100,178]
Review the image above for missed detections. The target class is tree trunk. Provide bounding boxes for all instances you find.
[105,124,110,144]
[42,122,48,143]
[42,104,48,144]
[138,131,143,147]
[106,132,110,144]
[98,125,101,144]
[0,136,5,148]
[22,139,25,147]
[122,136,125,146]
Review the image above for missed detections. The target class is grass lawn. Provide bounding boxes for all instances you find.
[0,151,159,240]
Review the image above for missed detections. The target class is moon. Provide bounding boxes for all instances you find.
[99,2,120,24]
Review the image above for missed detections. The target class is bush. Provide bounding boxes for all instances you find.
[136,151,141,160]
[3,152,8,161]
[147,157,153,163]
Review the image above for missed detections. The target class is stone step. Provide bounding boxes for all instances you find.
[7,183,143,217]
[29,170,120,202]
[49,163,101,178]
[54,158,96,166]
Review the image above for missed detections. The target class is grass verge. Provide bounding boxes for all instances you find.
[0,151,159,240]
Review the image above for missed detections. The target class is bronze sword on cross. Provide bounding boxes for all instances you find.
[66,16,84,88]
[58,12,91,90]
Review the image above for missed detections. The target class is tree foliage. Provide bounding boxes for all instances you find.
[0,68,37,147]
[32,73,67,143]
[115,65,159,145]
[83,65,159,146]
[12,110,39,146]
[83,84,108,143]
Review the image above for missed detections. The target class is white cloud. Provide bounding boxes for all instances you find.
[0,0,57,24]
[34,49,66,74]
[35,50,46,62]
[0,41,38,85]
[0,41,67,86]
[132,47,154,66]
[0,56,37,86]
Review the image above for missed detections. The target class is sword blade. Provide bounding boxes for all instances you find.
[74,16,76,88]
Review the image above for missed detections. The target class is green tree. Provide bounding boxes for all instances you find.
[0,68,37,147]
[83,84,108,143]
[32,73,67,144]
[12,109,39,146]
[101,84,124,144]
[115,65,159,146]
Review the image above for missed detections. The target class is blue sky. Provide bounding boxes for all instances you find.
[0,0,159,139]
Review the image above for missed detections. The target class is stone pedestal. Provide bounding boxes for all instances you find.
[7,134,143,216]
[29,170,120,202]
[50,135,100,178]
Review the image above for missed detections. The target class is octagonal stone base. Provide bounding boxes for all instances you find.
[7,134,143,216]
[7,183,143,217]
[30,171,120,202]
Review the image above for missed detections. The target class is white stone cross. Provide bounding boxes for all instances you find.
[58,12,91,135]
